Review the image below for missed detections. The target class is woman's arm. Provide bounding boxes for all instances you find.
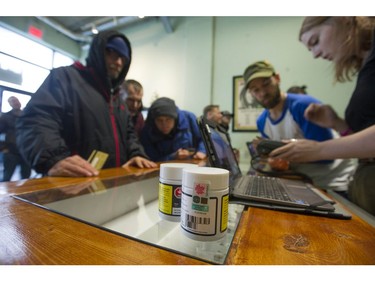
[270,124,375,162]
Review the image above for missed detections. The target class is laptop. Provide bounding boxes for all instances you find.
[197,116,336,212]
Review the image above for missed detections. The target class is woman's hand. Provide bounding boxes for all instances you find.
[269,139,322,163]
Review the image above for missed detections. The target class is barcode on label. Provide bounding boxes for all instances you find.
[185,214,210,229]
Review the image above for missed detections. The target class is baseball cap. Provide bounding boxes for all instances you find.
[243,60,275,88]
[221,110,233,117]
[106,36,130,60]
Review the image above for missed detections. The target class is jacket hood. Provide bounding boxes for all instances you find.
[145,109,190,143]
[146,97,178,125]
[86,30,132,93]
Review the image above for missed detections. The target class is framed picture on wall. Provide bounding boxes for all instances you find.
[232,75,263,132]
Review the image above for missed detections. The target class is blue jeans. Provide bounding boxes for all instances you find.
[2,152,31,182]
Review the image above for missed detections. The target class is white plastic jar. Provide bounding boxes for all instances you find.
[158,163,198,222]
[180,166,229,241]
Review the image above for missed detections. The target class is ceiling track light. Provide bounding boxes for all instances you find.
[91,25,98,34]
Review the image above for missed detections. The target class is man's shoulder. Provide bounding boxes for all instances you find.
[45,64,86,86]
[257,109,268,120]
[49,63,80,76]
[179,109,195,115]
[286,94,322,113]
[179,109,197,120]
[287,93,321,104]
[0,111,13,119]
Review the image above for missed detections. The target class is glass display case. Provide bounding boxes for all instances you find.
[14,171,244,264]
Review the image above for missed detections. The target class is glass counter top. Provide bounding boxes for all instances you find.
[13,171,244,264]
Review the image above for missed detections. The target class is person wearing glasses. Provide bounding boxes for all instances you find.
[243,60,356,195]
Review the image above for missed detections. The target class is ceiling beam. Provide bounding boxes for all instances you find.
[160,17,173,33]
[81,16,142,36]
[36,16,174,44]
[36,16,91,43]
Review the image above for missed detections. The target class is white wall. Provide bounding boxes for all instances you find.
[122,17,356,166]
[124,17,213,112]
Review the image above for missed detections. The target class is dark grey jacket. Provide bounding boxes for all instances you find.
[16,30,148,174]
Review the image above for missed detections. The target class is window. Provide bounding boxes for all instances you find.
[0,26,53,69]
[53,51,74,68]
[0,26,75,110]
[0,53,50,93]
[1,90,31,113]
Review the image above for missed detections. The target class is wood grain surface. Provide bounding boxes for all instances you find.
[1,163,375,265]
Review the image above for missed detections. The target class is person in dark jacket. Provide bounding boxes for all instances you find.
[140,97,206,162]
[16,30,157,177]
[0,96,31,181]
[220,110,233,132]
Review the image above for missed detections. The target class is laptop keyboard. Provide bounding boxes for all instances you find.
[242,175,293,202]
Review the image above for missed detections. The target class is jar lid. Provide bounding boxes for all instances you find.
[182,166,229,190]
[160,163,198,181]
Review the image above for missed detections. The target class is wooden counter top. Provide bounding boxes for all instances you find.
[1,164,375,265]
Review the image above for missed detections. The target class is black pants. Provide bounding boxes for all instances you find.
[348,162,375,216]
[2,152,31,182]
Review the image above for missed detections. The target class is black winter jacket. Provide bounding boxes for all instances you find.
[16,30,148,174]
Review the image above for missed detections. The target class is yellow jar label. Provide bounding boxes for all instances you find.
[221,194,229,232]
[159,182,182,216]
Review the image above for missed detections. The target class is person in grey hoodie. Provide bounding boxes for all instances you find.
[140,97,206,162]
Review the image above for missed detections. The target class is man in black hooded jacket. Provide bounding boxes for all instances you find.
[16,30,156,177]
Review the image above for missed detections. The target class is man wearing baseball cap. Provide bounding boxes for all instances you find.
[243,60,356,194]
[220,110,233,132]
[243,60,279,109]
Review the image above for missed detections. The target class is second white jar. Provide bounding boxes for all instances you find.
[180,166,229,241]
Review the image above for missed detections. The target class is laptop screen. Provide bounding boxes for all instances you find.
[206,125,242,184]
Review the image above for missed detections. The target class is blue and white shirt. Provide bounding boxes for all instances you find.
[255,93,356,191]
[257,93,333,141]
